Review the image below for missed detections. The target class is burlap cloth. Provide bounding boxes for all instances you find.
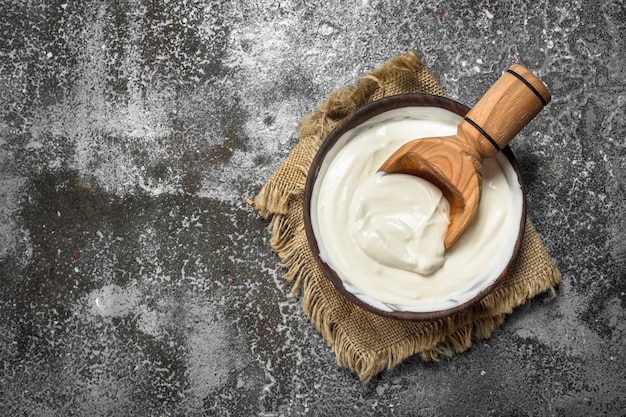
[254,51,562,385]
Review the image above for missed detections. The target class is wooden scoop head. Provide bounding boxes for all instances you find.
[379,64,551,249]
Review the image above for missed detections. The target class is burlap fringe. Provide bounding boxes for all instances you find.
[267,212,562,387]
[266,211,307,295]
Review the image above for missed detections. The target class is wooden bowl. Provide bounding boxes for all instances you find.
[303,94,526,321]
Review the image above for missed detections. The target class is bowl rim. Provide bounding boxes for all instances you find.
[302,93,527,321]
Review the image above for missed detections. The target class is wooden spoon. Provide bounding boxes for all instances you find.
[378,64,551,249]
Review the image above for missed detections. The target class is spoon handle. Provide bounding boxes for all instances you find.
[457,64,551,158]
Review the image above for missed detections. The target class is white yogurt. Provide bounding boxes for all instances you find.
[349,172,450,275]
[310,106,523,312]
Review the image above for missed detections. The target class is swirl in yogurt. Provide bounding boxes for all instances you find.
[349,172,449,275]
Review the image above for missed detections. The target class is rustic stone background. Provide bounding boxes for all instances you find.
[1,1,624,415]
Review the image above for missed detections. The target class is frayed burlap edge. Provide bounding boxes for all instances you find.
[255,51,562,386]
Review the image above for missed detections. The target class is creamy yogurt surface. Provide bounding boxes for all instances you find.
[349,172,450,275]
[310,106,523,312]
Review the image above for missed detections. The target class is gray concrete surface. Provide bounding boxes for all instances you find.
[1,1,625,416]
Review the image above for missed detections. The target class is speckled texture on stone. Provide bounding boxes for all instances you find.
[0,0,624,416]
